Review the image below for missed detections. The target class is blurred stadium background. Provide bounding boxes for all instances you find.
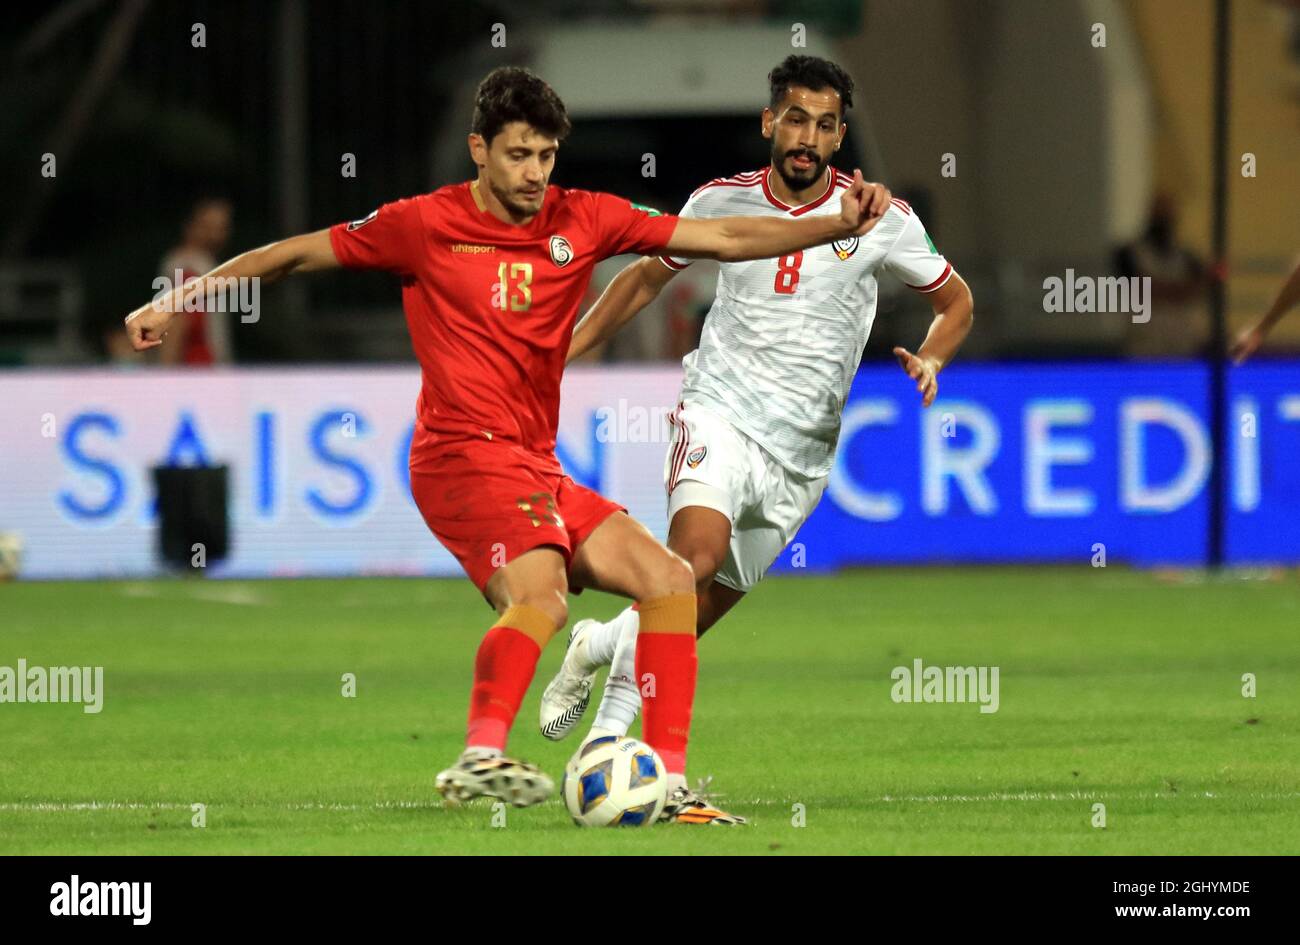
[2,0,1298,578]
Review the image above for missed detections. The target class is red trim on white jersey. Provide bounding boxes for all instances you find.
[759,170,792,211]
[762,167,837,216]
[667,401,688,493]
[668,170,766,268]
[890,197,912,215]
[689,170,765,199]
[908,262,953,293]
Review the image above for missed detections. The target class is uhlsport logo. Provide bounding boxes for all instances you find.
[549,235,574,267]
[832,236,859,260]
[686,446,707,468]
[50,875,151,925]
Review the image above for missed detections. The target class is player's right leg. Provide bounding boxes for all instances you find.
[433,546,568,807]
[409,450,570,808]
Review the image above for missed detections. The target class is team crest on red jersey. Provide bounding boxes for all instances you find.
[549,235,574,268]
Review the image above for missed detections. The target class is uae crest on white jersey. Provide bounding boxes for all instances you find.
[832,236,859,260]
[549,235,574,267]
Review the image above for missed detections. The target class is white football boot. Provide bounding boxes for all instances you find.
[538,619,600,741]
[435,748,553,808]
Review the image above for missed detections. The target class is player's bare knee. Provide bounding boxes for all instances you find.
[508,587,568,630]
[653,548,695,598]
[528,592,568,630]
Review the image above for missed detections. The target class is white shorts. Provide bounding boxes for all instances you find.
[663,401,827,593]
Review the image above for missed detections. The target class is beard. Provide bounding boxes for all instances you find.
[489,178,544,218]
[772,144,827,193]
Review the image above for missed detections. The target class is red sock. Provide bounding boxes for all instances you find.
[635,593,697,775]
[465,605,556,751]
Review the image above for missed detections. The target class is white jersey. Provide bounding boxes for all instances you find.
[660,167,953,478]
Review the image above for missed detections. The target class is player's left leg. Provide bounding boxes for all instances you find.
[566,508,747,825]
[542,403,752,743]
[539,497,735,741]
[566,510,695,772]
[573,506,744,744]
[561,442,828,751]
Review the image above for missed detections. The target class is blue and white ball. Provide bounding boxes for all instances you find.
[562,735,667,827]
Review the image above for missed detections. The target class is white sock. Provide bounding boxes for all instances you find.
[591,607,642,736]
[583,606,637,668]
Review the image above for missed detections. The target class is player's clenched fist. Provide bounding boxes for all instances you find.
[124,303,174,351]
[838,169,890,237]
[893,346,940,408]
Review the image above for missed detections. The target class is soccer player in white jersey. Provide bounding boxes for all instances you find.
[540,56,974,824]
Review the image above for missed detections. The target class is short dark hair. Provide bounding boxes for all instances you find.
[471,67,571,144]
[768,55,854,116]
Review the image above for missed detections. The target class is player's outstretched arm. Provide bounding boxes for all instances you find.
[893,271,974,408]
[1231,255,1300,364]
[124,228,340,351]
[664,171,890,263]
[567,256,679,364]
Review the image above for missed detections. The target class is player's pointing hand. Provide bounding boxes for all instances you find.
[838,169,891,238]
[893,346,940,408]
[838,170,865,230]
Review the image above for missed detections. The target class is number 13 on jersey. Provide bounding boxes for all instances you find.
[495,262,533,311]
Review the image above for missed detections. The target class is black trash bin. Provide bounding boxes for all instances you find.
[152,464,230,571]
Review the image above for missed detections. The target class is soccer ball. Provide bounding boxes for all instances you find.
[562,735,667,827]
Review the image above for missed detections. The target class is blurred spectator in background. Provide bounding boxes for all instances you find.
[1115,193,1212,358]
[663,273,708,362]
[102,325,141,368]
[1231,254,1300,362]
[581,256,714,363]
[156,197,234,366]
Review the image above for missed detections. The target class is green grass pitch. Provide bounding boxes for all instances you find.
[1,567,1296,854]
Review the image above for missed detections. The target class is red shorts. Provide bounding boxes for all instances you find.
[409,438,624,596]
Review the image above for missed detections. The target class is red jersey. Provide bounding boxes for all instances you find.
[329,182,678,472]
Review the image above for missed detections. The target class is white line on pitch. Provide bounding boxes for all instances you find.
[3,791,1300,813]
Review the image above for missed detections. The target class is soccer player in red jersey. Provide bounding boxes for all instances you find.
[125,67,891,823]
